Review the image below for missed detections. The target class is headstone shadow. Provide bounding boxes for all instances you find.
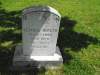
[57,17,100,63]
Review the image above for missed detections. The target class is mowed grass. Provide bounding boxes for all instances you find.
[0,0,100,75]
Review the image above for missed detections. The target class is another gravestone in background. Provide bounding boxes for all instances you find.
[13,6,63,68]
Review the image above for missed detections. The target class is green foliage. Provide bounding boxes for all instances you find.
[0,0,100,75]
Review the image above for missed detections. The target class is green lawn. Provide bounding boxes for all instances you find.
[0,0,100,75]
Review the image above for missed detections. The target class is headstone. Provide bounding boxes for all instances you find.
[13,6,63,68]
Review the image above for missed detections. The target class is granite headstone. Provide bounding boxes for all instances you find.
[13,6,63,68]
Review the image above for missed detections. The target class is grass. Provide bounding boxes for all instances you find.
[0,0,100,75]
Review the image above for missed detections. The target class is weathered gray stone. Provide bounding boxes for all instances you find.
[13,6,63,68]
[13,45,63,68]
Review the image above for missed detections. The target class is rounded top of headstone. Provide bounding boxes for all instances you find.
[22,6,61,17]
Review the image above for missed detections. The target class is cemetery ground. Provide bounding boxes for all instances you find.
[0,0,100,75]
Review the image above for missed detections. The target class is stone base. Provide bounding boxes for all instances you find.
[13,45,63,68]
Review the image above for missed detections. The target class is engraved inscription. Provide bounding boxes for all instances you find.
[22,11,60,55]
